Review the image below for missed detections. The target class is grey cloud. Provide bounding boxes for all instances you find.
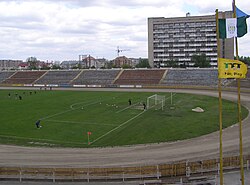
[59,27,97,35]
[0,0,175,8]
[0,14,47,30]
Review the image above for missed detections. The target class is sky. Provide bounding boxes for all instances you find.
[0,0,249,62]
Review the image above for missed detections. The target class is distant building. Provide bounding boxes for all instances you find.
[18,61,52,70]
[60,60,79,69]
[148,11,234,68]
[113,56,132,68]
[38,61,53,69]
[129,58,140,68]
[18,62,29,70]
[0,60,23,70]
[95,58,108,68]
[79,55,106,69]
[81,55,97,68]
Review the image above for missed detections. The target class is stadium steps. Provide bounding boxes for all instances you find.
[112,69,124,84]
[33,70,49,84]
[159,69,168,84]
[1,71,17,83]
[70,69,84,84]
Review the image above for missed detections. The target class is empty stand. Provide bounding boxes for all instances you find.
[36,70,81,85]
[2,71,46,84]
[73,70,121,85]
[114,69,166,85]
[0,71,15,83]
[161,69,219,87]
[227,70,250,88]
[0,69,249,88]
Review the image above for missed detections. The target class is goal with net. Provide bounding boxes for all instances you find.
[147,94,165,110]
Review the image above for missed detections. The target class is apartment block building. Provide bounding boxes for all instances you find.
[148,11,234,68]
[0,59,22,70]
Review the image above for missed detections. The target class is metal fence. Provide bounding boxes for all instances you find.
[0,154,249,183]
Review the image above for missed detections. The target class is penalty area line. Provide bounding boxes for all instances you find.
[40,100,101,121]
[46,119,117,127]
[90,110,146,145]
[115,102,140,113]
[40,109,74,121]
[70,100,101,110]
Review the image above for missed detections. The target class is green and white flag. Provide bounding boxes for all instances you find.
[219,17,247,39]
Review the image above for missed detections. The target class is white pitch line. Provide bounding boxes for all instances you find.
[40,109,75,121]
[46,119,117,127]
[115,102,140,113]
[165,92,177,101]
[41,100,101,121]
[91,93,177,145]
[91,110,146,145]
[116,93,176,114]
[70,100,101,110]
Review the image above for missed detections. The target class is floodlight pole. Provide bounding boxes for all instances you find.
[233,1,245,184]
[216,9,224,185]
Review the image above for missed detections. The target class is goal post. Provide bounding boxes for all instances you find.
[147,94,165,110]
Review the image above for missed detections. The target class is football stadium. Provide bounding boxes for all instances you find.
[0,69,250,184]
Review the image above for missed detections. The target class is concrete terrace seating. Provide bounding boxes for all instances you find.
[237,79,250,88]
[227,71,250,88]
[162,68,218,87]
[2,71,46,84]
[36,70,81,85]
[1,69,249,88]
[73,70,121,85]
[114,69,165,85]
[0,71,15,83]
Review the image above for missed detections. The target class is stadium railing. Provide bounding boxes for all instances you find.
[0,154,249,183]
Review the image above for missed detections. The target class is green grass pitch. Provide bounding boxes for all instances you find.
[0,89,248,148]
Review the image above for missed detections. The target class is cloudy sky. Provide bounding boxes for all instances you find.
[0,0,249,62]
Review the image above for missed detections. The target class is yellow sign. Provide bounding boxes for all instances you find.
[218,58,248,79]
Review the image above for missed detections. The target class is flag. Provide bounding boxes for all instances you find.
[219,17,247,39]
[87,131,92,135]
[218,58,248,79]
[233,5,250,18]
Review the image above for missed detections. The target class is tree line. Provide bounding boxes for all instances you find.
[25,55,249,70]
[235,56,250,65]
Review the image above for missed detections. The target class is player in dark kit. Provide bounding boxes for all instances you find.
[35,120,41,128]
[128,99,132,106]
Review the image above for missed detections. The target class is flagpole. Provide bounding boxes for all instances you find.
[233,1,245,184]
[216,9,224,185]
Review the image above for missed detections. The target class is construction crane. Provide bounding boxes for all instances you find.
[116,46,129,57]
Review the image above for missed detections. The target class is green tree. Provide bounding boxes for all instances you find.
[136,58,150,68]
[41,66,50,70]
[72,63,82,69]
[52,64,61,69]
[122,64,132,69]
[77,63,82,69]
[104,61,114,69]
[235,56,250,65]
[192,54,211,68]
[26,57,38,69]
[163,60,179,68]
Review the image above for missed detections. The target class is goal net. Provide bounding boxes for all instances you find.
[147,94,165,110]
